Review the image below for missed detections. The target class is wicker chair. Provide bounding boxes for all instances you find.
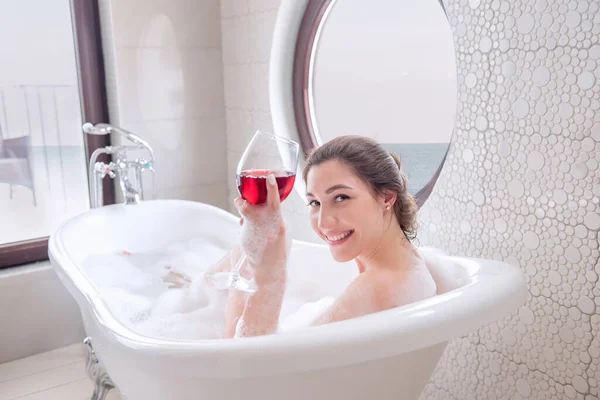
[0,135,36,206]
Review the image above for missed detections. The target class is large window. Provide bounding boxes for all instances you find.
[0,0,112,268]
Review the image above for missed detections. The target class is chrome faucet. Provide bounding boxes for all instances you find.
[83,123,155,208]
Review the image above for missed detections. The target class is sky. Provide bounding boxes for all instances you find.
[312,0,457,144]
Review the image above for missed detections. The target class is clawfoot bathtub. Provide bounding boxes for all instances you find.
[49,200,527,400]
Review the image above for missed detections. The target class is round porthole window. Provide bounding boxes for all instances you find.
[292,0,457,207]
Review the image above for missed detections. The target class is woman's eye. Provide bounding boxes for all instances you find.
[307,195,348,207]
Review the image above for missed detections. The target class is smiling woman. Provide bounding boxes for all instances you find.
[0,0,112,268]
[303,135,419,260]
[211,134,435,339]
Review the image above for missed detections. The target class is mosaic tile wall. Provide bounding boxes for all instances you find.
[220,0,600,398]
[418,0,600,398]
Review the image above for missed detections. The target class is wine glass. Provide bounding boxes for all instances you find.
[205,130,299,292]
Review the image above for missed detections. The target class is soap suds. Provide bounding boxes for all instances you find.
[81,240,463,340]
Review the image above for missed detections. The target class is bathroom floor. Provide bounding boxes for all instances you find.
[0,343,121,400]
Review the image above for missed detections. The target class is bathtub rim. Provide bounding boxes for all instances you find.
[49,199,528,374]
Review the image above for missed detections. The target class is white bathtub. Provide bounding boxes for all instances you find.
[49,200,527,400]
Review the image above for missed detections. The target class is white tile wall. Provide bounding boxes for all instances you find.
[123,118,227,189]
[220,0,279,198]
[114,47,225,122]
[219,0,320,242]
[99,0,228,208]
[156,182,227,209]
[111,0,222,49]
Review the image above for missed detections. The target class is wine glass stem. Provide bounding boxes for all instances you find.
[232,252,247,275]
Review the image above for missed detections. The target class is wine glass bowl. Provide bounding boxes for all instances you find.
[237,169,296,205]
[205,131,299,292]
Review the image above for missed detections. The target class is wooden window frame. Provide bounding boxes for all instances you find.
[0,0,114,269]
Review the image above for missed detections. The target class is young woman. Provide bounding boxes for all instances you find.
[165,136,437,338]
[207,136,438,338]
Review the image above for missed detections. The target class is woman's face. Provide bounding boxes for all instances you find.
[305,160,388,262]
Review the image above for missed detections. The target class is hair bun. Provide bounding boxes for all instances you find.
[389,151,402,170]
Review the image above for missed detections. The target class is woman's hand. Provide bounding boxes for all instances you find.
[234,174,289,285]
[162,269,192,289]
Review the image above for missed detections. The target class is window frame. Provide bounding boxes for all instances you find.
[0,0,114,269]
[291,0,451,208]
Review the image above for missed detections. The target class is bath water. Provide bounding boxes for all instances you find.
[80,237,334,340]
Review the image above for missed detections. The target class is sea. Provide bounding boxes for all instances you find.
[381,143,450,196]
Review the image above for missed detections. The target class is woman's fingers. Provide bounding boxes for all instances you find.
[163,271,191,289]
[235,173,281,220]
[234,197,250,218]
[266,173,281,212]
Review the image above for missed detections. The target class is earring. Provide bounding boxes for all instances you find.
[386,205,390,211]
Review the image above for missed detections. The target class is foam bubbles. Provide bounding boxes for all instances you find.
[81,236,351,340]
[240,208,283,264]
[82,238,230,340]
[81,240,462,341]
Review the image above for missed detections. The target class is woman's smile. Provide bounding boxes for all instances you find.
[323,229,355,245]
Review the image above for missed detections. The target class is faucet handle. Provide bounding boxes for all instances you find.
[83,122,110,135]
[95,161,117,179]
[137,158,154,173]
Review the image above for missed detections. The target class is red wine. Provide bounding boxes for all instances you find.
[237,169,296,205]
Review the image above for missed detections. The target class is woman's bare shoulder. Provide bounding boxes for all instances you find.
[363,262,437,307]
[310,261,436,326]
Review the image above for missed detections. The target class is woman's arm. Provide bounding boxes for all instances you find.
[215,227,288,339]
[232,221,288,337]
[227,173,289,338]
[216,245,250,338]
[233,263,286,337]
[224,289,249,338]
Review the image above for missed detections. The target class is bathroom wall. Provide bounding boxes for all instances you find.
[220,0,280,204]
[221,0,600,399]
[220,0,320,241]
[0,262,85,364]
[419,1,600,399]
[99,0,228,208]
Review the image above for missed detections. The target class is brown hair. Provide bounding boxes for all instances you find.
[302,136,418,241]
